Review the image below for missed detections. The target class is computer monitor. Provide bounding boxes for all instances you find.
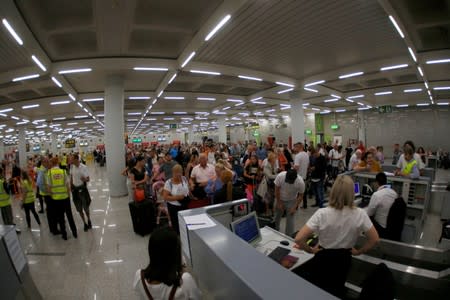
[354,182,360,197]
[230,212,261,246]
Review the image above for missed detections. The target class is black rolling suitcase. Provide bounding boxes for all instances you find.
[128,200,156,236]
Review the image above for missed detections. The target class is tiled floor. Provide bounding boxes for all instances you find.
[14,165,450,299]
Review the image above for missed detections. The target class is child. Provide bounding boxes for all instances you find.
[20,171,41,228]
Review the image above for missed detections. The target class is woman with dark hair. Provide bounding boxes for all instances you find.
[133,227,201,300]
[417,146,426,164]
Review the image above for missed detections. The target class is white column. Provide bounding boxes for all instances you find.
[188,125,195,144]
[218,117,227,144]
[51,133,58,155]
[357,110,366,146]
[18,127,27,169]
[290,93,305,144]
[104,75,127,197]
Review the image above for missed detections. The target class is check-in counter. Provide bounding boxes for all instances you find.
[178,199,337,300]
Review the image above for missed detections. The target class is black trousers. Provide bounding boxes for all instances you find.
[23,202,40,227]
[36,187,44,211]
[44,195,58,233]
[167,202,187,234]
[53,198,77,238]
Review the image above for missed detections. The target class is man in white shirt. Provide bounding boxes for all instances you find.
[348,150,362,171]
[190,153,215,199]
[70,154,92,232]
[294,143,309,209]
[328,144,341,179]
[365,172,398,237]
[274,169,305,236]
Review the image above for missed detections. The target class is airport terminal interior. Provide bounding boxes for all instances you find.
[1,0,450,299]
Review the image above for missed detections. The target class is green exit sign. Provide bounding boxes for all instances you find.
[331,124,339,130]
[305,129,312,135]
[378,105,392,113]
[169,124,177,129]
[132,138,142,143]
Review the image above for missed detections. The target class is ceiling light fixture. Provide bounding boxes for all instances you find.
[347,95,364,99]
[128,96,150,100]
[226,99,243,102]
[426,58,450,64]
[205,14,231,41]
[164,96,185,100]
[278,88,293,94]
[374,91,392,96]
[424,82,429,89]
[51,76,62,88]
[311,108,320,111]
[173,112,187,114]
[197,97,216,101]
[69,94,76,101]
[404,88,422,93]
[128,112,142,116]
[331,94,341,99]
[11,116,20,120]
[357,102,365,106]
[251,100,267,105]
[358,107,370,111]
[324,98,339,103]
[433,87,450,90]
[83,98,104,102]
[238,75,263,81]
[335,109,346,112]
[396,104,409,108]
[417,66,424,77]
[276,81,295,87]
[53,117,66,120]
[181,51,196,68]
[416,103,430,107]
[437,102,449,106]
[31,55,47,71]
[22,104,39,109]
[150,112,165,115]
[74,115,88,119]
[2,19,23,45]
[304,87,318,93]
[388,16,405,38]
[380,64,408,71]
[304,80,325,87]
[408,47,417,62]
[59,68,92,74]
[234,102,245,106]
[190,70,221,76]
[0,108,13,113]
[77,102,83,108]
[222,106,231,111]
[157,90,164,98]
[168,73,177,84]
[12,74,39,82]
[339,71,364,79]
[133,67,168,71]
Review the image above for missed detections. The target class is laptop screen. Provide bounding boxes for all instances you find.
[354,182,360,196]
[230,212,261,244]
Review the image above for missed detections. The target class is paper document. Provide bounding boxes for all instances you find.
[184,214,216,230]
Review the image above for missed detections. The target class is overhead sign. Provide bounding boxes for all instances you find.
[378,105,392,113]
[132,138,142,143]
[169,124,177,129]
[64,138,76,148]
[331,124,340,130]
[305,129,312,135]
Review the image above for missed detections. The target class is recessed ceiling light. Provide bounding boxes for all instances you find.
[335,109,346,112]
[324,98,339,103]
[331,94,341,99]
[2,19,23,45]
[197,97,216,101]
[69,94,76,101]
[358,107,370,111]
[168,73,177,84]
[181,51,196,68]
[238,75,263,81]
[205,14,231,41]
[173,112,187,114]
[388,15,405,38]
[396,104,409,108]
[127,112,142,116]
[226,98,243,103]
[433,87,450,90]
[164,96,185,100]
[0,108,13,113]
[163,117,175,120]
[416,103,430,107]
[303,87,318,93]
[53,117,66,120]
[12,74,40,82]
[50,100,70,105]
[31,55,47,71]
[407,47,417,62]
[222,106,231,111]
[83,98,104,102]
[190,70,221,76]
[67,122,78,125]
[74,115,88,119]
[234,102,245,106]
[403,88,422,93]
[51,76,62,88]
[304,80,325,87]
[374,91,392,96]
[417,66,424,77]
[128,96,150,100]
[22,104,40,109]
[150,112,165,115]
[278,88,293,94]
[426,58,450,64]
[437,102,449,106]
[59,68,92,74]
[338,71,364,79]
[347,95,364,99]
[357,102,365,106]
[276,81,295,87]
[133,67,168,71]
[380,64,408,71]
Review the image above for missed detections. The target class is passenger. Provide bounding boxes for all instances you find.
[0,168,15,228]
[274,169,305,236]
[294,143,309,209]
[309,147,327,208]
[159,152,177,180]
[213,170,245,204]
[243,155,261,203]
[365,172,398,238]
[345,141,354,168]
[70,154,92,232]
[277,147,289,171]
[376,146,385,164]
[357,140,366,153]
[184,153,199,179]
[261,152,278,216]
[392,143,402,165]
[20,171,41,228]
[395,146,420,179]
[348,149,362,171]
[163,165,190,234]
[354,151,382,173]
[396,140,425,175]
[131,156,149,201]
[417,146,426,164]
[133,227,201,300]
[189,153,215,199]
[328,144,342,179]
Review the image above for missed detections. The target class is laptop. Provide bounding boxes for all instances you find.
[230,212,262,246]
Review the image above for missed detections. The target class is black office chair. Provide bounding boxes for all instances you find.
[385,197,407,241]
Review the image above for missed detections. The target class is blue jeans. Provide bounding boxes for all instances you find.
[312,179,324,208]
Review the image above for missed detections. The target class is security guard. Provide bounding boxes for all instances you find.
[395,146,420,179]
[47,157,77,240]
[37,157,59,234]
[0,168,14,226]
[60,153,68,171]
[20,171,41,228]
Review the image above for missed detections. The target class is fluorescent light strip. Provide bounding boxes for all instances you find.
[190,70,221,76]
[157,90,164,98]
[357,102,365,106]
[69,94,76,101]
[53,117,66,120]
[238,75,263,81]
[311,108,320,111]
[251,101,267,105]
[83,98,104,102]
[2,19,23,45]
[324,98,339,103]
[12,74,39,82]
[404,88,422,93]
[197,97,216,101]
[304,80,325,87]
[408,47,417,62]
[331,94,341,99]
[437,102,449,106]
[168,73,177,84]
[77,102,83,108]
[335,109,346,112]
[426,59,450,64]
[347,95,364,99]
[358,107,370,111]
[380,64,408,71]
[222,107,231,110]
[388,15,405,38]
[51,77,62,88]
[276,81,295,87]
[59,68,92,74]
[164,96,184,100]
[234,102,245,106]
[396,104,409,108]
[339,71,364,79]
[74,115,88,119]
[173,112,187,114]
[0,108,13,113]
[11,116,20,120]
[303,87,318,93]
[150,112,165,115]
[278,88,293,94]
[433,87,450,90]
[205,14,231,41]
[181,51,196,68]
[31,55,47,71]
[424,82,429,89]
[374,91,392,96]
[22,104,40,109]
[226,99,243,103]
[417,66,424,77]
[416,103,430,107]
[133,67,168,71]
[128,96,150,100]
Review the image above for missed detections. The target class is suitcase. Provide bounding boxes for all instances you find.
[128,200,156,236]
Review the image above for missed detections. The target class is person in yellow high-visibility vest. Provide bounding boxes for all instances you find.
[395,146,420,179]
[20,171,40,228]
[47,157,77,240]
[60,153,68,171]
[37,157,59,234]
[0,167,14,226]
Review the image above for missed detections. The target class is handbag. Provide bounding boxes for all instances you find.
[134,188,145,202]
[256,177,268,198]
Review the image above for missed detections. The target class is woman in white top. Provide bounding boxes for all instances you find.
[133,227,201,300]
[163,164,190,234]
[294,175,379,255]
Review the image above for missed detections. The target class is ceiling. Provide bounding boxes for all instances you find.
[0,0,449,144]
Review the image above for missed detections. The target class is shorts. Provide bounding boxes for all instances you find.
[72,186,91,213]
